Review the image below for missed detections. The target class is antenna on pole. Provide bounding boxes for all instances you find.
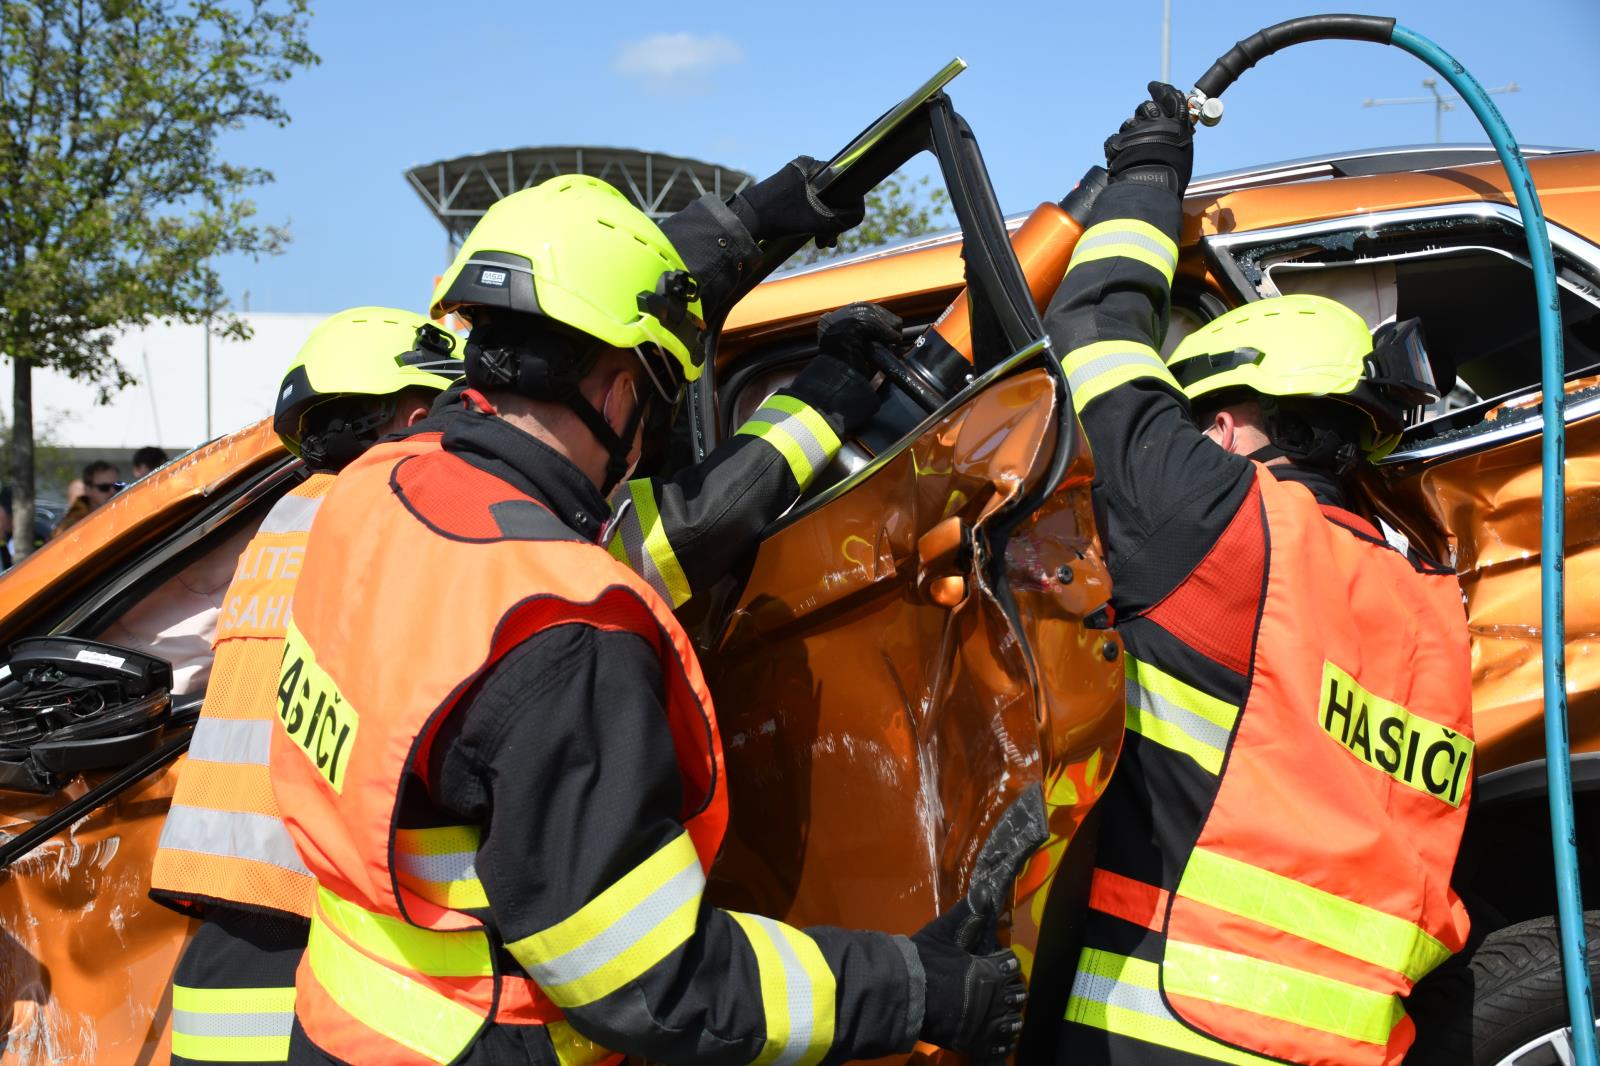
[1363,79,1519,143]
[1161,0,1172,83]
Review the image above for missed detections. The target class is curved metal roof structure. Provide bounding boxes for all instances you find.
[405,145,753,243]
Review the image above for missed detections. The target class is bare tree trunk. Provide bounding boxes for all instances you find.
[11,357,34,562]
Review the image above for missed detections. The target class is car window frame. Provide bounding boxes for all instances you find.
[1201,201,1600,467]
[45,458,300,639]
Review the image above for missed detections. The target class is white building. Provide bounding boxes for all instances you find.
[4,312,326,456]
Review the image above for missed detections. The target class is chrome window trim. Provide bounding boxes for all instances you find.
[1204,201,1600,299]
[1265,243,1600,310]
[1203,201,1600,467]
[768,335,1053,533]
[1379,391,1600,465]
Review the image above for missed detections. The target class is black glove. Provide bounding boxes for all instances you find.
[816,302,903,376]
[1103,81,1193,192]
[911,901,1027,1059]
[733,156,867,248]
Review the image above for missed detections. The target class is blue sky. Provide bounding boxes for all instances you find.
[216,0,1600,313]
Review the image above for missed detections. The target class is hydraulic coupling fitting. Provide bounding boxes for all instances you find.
[1187,88,1225,127]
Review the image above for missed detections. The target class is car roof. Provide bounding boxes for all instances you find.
[724,147,1600,346]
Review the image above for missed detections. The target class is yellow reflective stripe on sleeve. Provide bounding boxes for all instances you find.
[314,886,494,978]
[1066,218,1179,283]
[173,985,297,1014]
[169,1033,293,1063]
[171,984,295,1063]
[728,912,838,1066]
[395,825,489,910]
[306,897,485,1064]
[1177,848,1451,982]
[1061,340,1181,412]
[606,480,692,608]
[1124,656,1239,775]
[508,831,705,1008]
[1164,940,1405,1046]
[1065,948,1275,1066]
[1319,661,1474,807]
[736,394,841,490]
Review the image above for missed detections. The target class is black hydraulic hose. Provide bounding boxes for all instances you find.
[1193,15,1396,98]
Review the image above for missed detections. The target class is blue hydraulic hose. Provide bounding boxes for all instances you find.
[1388,24,1598,1064]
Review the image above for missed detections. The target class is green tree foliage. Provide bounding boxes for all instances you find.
[795,171,951,266]
[0,0,317,558]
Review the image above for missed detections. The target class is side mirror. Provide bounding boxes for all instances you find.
[0,637,173,793]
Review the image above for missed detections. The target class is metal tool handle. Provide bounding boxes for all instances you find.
[814,57,967,195]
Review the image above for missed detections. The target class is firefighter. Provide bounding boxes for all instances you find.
[268,174,1027,1066]
[1048,84,1473,1065]
[149,308,463,1066]
[148,159,908,1065]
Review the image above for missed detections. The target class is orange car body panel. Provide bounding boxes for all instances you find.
[0,151,1595,1063]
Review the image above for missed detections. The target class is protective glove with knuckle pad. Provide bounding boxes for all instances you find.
[911,900,1027,1060]
[815,302,904,377]
[734,155,867,247]
[1103,80,1194,192]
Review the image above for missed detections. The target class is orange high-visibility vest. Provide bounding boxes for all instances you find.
[149,473,333,918]
[269,433,728,1066]
[1069,465,1473,1066]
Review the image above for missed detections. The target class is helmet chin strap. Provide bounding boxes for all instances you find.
[1245,443,1286,464]
[557,384,649,497]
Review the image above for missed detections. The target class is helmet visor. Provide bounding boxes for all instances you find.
[632,346,685,480]
[1367,318,1448,425]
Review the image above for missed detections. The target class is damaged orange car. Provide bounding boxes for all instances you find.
[0,79,1596,1066]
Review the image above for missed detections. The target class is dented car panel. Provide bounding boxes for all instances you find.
[702,370,1121,963]
[0,765,188,1065]
[1366,379,1600,774]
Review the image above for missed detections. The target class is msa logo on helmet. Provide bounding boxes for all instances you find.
[1320,661,1472,807]
[277,620,359,793]
[477,267,509,288]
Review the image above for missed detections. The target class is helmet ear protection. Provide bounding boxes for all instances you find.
[463,312,599,400]
[297,396,399,471]
[462,311,679,494]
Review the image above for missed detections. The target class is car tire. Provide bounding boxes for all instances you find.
[1410,910,1600,1065]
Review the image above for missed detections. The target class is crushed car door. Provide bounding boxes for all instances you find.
[690,78,1125,1019]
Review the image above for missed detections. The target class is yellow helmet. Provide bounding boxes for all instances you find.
[430,175,706,381]
[275,307,462,465]
[1167,294,1447,457]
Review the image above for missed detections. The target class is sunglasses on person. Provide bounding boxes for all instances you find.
[89,481,125,494]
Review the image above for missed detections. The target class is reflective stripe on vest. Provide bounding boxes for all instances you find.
[271,437,726,1066]
[727,912,838,1066]
[395,826,488,910]
[187,716,274,765]
[1062,340,1182,414]
[1065,218,1179,284]
[1066,948,1274,1066]
[605,480,692,609]
[170,984,295,1064]
[734,394,840,489]
[151,478,330,917]
[1164,940,1405,1047]
[306,891,487,1064]
[1176,848,1451,982]
[1123,655,1239,775]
